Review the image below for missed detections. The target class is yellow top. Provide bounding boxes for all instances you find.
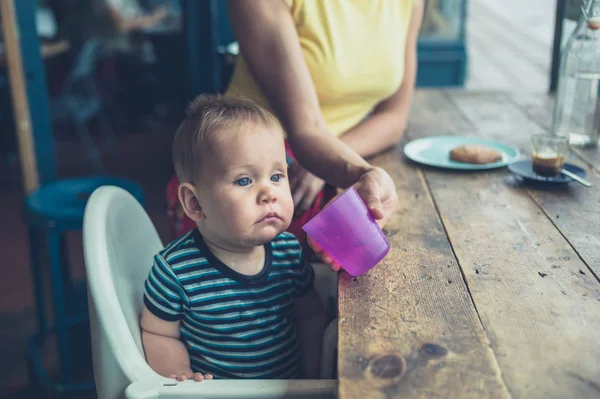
[225,0,415,136]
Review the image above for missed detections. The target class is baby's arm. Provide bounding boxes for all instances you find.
[294,287,326,379]
[141,306,213,382]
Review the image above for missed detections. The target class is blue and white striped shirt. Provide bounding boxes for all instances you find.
[143,229,314,379]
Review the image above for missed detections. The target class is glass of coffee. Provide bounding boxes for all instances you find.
[531,134,569,177]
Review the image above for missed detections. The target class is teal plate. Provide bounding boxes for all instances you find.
[403,136,520,170]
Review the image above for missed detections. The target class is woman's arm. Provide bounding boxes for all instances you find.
[228,0,397,228]
[340,0,424,158]
[227,0,371,189]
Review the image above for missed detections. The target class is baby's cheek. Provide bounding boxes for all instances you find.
[281,194,295,220]
[220,202,246,223]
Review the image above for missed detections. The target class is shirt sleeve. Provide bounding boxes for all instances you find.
[143,253,185,321]
[292,250,315,298]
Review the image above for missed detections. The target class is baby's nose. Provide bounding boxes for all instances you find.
[259,185,277,204]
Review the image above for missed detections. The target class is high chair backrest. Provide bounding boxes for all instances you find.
[83,186,165,398]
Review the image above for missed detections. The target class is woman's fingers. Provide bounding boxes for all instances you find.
[292,183,308,208]
[354,168,398,227]
[307,236,322,254]
[289,163,306,192]
[289,172,300,192]
[296,187,318,214]
[307,237,340,271]
[330,260,341,272]
[293,174,325,215]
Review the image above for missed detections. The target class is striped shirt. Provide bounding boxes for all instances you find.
[143,229,314,379]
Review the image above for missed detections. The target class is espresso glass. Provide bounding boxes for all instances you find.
[531,134,569,177]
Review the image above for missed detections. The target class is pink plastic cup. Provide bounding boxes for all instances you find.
[302,187,390,277]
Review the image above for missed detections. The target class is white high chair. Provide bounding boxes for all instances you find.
[82,186,337,399]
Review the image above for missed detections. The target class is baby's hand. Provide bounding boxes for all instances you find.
[307,236,342,272]
[169,371,213,382]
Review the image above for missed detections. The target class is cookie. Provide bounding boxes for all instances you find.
[450,144,502,164]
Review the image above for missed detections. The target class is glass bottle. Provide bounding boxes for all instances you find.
[553,0,600,147]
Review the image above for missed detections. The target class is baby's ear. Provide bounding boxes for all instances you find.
[178,182,205,223]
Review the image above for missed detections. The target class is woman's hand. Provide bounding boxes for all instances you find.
[353,167,397,228]
[307,236,342,272]
[289,162,326,215]
[169,371,214,382]
[308,167,397,272]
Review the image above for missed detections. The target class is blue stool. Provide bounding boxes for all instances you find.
[25,177,144,392]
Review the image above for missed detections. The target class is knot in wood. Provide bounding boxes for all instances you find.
[370,355,405,379]
[419,343,448,359]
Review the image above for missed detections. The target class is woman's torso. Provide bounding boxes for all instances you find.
[226,0,415,136]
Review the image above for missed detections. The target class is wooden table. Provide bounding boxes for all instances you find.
[337,90,600,399]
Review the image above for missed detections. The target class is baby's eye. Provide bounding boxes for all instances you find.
[236,177,251,186]
[271,173,283,182]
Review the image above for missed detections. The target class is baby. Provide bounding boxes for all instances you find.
[141,95,326,381]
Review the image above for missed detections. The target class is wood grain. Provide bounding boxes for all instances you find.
[505,93,600,279]
[337,148,510,399]
[429,92,600,397]
[443,91,542,149]
[425,167,600,398]
[407,90,474,137]
[466,0,552,92]
[338,90,600,398]
[450,92,600,278]
[464,0,554,92]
